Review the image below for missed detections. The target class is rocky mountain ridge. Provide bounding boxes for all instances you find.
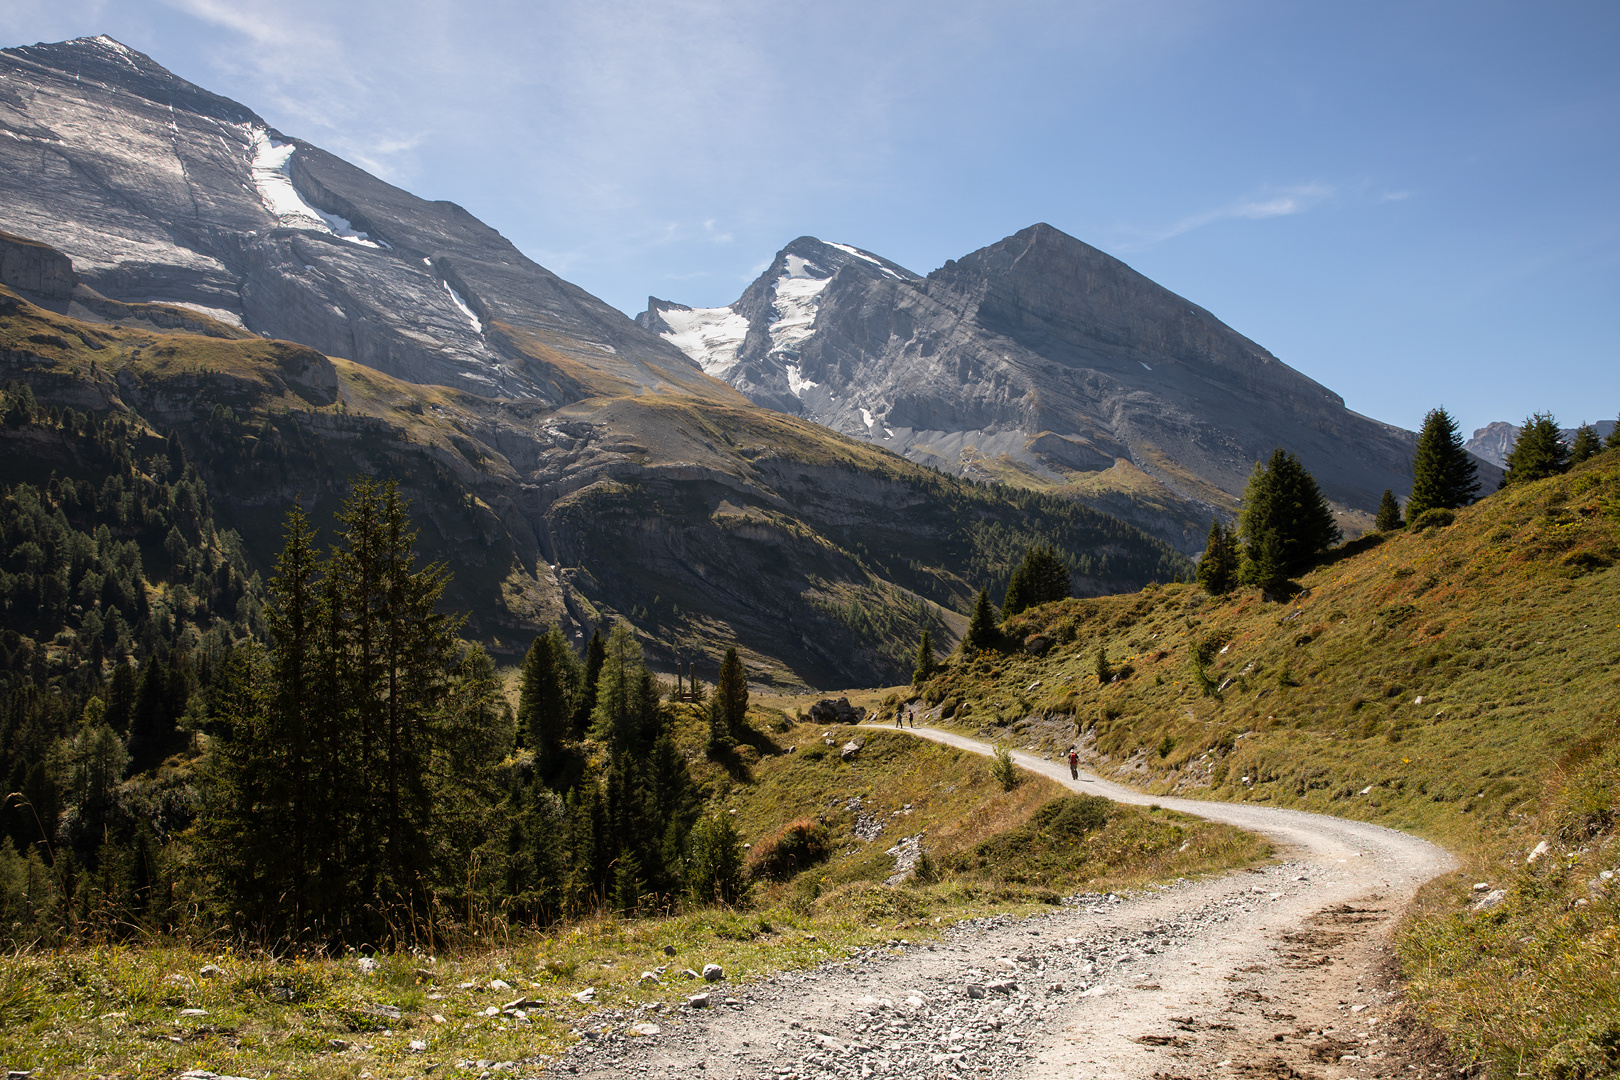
[1465,418,1615,468]
[0,36,1190,687]
[643,227,1504,551]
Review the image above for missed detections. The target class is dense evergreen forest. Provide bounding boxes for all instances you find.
[0,384,741,948]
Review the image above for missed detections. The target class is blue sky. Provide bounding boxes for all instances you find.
[3,0,1616,437]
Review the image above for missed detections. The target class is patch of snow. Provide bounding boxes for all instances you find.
[153,301,246,329]
[883,427,895,438]
[785,363,820,398]
[860,408,875,428]
[584,342,616,353]
[658,305,749,375]
[442,281,483,334]
[250,128,383,249]
[770,273,830,353]
[828,241,903,280]
[1140,362,1152,370]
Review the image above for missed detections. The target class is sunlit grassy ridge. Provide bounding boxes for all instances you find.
[909,448,1620,1078]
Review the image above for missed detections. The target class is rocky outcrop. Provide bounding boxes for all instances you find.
[646,225,1508,552]
[0,230,76,299]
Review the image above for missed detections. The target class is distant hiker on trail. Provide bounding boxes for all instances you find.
[895,707,904,727]
[1067,746,1079,779]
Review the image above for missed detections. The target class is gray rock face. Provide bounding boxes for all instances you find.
[1466,419,1614,468]
[0,230,76,298]
[0,35,723,406]
[645,225,1488,552]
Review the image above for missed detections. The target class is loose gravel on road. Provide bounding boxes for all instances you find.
[496,728,1462,1080]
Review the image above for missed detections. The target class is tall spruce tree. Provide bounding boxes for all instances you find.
[912,629,938,684]
[1406,408,1479,519]
[1195,517,1238,596]
[1002,544,1070,618]
[572,628,606,737]
[709,647,748,749]
[962,588,1001,652]
[196,480,462,944]
[1374,489,1404,531]
[1570,424,1602,465]
[1502,413,1569,484]
[1237,449,1341,586]
[517,624,580,781]
[589,624,662,752]
[1607,413,1620,450]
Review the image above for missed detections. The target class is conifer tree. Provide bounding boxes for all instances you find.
[1237,449,1340,586]
[963,588,1001,652]
[912,629,938,684]
[1502,413,1569,484]
[1570,424,1602,465]
[572,629,606,737]
[1002,544,1070,619]
[1195,517,1238,595]
[517,625,580,778]
[685,815,749,907]
[590,624,662,752]
[1406,408,1479,519]
[709,647,748,751]
[1606,414,1620,450]
[1374,490,1404,531]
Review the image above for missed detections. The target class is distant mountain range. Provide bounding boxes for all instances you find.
[1465,420,1616,468]
[0,35,1192,687]
[641,228,1501,552]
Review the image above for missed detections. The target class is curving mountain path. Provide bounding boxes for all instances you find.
[547,727,1458,1080]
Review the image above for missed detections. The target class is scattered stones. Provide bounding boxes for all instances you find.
[663,944,677,956]
[177,1008,208,1017]
[573,988,596,1004]
[632,1022,662,1036]
[1472,888,1508,911]
[408,1039,428,1053]
[681,968,700,979]
[489,978,513,991]
[327,1039,350,1051]
[702,964,725,982]
[840,740,864,762]
[689,992,712,1008]
[355,956,380,974]
[639,971,661,986]
[1527,840,1551,864]
[198,964,222,979]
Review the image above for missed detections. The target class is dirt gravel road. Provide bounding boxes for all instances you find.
[545,727,1458,1080]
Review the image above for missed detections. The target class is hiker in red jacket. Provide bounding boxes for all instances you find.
[1067,746,1079,779]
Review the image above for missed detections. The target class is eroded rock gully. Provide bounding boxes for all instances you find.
[528,730,1460,1080]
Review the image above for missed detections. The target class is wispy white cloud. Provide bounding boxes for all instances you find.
[1380,190,1414,202]
[1118,183,1336,248]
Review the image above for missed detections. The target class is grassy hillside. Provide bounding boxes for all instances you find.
[908,448,1620,1078]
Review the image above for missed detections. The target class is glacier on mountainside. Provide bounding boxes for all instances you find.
[657,305,750,376]
[250,129,385,248]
